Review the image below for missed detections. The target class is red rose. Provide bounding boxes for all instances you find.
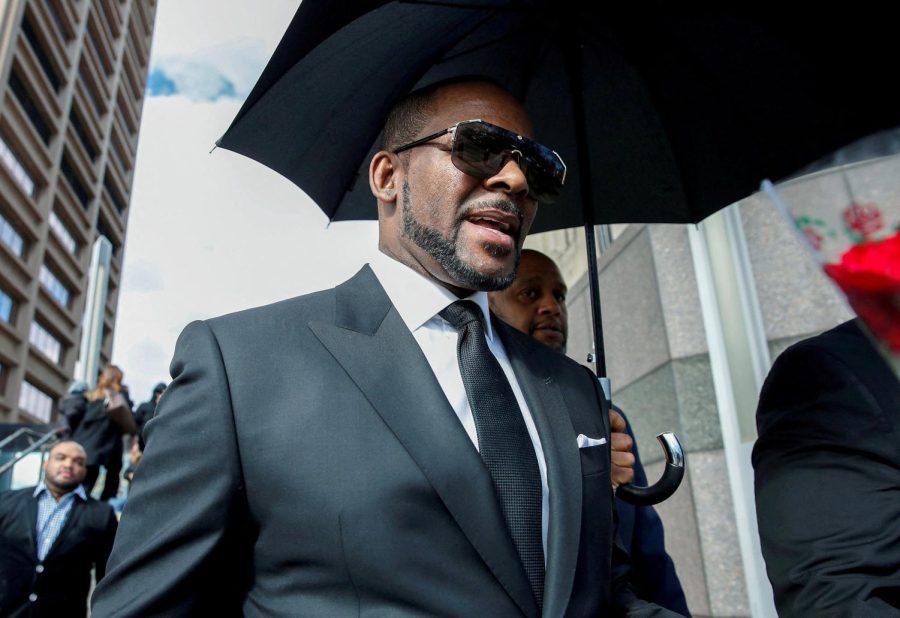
[842,202,884,241]
[824,231,900,352]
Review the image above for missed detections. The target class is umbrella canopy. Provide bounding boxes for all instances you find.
[219,2,900,234]
[217,2,898,505]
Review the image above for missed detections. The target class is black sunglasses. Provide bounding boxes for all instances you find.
[393,119,566,204]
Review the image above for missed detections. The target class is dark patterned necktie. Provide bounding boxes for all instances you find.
[440,300,545,607]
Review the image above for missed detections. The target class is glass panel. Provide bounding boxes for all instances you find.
[29,321,62,364]
[19,381,54,422]
[39,264,71,307]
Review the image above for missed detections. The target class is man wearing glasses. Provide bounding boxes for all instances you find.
[93,79,679,617]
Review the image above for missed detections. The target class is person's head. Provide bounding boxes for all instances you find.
[370,79,563,296]
[489,249,568,352]
[42,440,87,496]
[96,365,123,391]
[152,382,167,402]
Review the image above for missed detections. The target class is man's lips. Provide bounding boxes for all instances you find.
[532,321,564,336]
[464,208,520,239]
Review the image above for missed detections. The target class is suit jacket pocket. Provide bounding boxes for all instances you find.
[579,444,609,477]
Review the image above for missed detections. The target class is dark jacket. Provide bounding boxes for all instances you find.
[0,487,118,618]
[133,396,158,452]
[69,399,123,467]
[616,411,690,616]
[753,320,900,616]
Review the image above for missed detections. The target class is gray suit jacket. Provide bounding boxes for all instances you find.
[92,266,674,617]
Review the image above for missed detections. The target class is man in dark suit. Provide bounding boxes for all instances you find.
[92,79,679,616]
[753,319,900,616]
[0,440,118,617]
[490,249,690,615]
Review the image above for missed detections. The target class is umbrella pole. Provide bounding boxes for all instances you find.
[583,225,607,379]
[564,42,607,379]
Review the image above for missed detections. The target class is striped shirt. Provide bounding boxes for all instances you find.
[32,482,87,560]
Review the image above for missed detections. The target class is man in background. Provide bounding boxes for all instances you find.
[490,248,690,615]
[134,382,166,451]
[0,440,118,617]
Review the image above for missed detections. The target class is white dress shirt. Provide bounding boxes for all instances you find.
[369,250,550,556]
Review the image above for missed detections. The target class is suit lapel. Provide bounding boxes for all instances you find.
[308,266,539,618]
[25,491,39,557]
[497,321,583,618]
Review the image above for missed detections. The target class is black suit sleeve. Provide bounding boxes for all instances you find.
[91,321,249,617]
[753,340,900,616]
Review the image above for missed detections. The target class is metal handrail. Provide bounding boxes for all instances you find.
[0,427,65,476]
[0,427,48,451]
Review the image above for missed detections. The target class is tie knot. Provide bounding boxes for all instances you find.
[440,300,485,332]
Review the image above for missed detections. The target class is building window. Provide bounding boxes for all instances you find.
[8,70,53,144]
[21,15,62,91]
[45,1,73,42]
[69,109,98,160]
[103,172,127,213]
[0,135,36,198]
[60,153,92,209]
[39,265,70,307]
[19,380,54,422]
[0,288,14,323]
[0,211,26,257]
[29,321,62,364]
[49,211,78,255]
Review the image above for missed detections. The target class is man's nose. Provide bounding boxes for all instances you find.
[537,294,562,315]
[484,157,529,199]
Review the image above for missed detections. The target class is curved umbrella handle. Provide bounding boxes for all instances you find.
[615,432,685,506]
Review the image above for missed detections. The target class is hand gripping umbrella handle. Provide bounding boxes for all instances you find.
[615,432,685,507]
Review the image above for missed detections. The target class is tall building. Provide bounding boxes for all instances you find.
[0,0,157,424]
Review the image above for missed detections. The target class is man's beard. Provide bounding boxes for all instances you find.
[401,180,521,291]
[48,474,81,492]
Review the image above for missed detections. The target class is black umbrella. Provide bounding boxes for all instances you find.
[217,2,899,504]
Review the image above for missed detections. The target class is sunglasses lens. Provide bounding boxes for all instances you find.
[452,123,508,178]
[452,122,565,203]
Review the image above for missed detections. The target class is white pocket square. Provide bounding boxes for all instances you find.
[576,434,607,449]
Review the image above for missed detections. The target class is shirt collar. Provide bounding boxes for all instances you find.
[33,482,88,501]
[369,250,496,342]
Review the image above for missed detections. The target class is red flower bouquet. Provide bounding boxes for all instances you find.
[763,157,899,367]
[824,232,900,352]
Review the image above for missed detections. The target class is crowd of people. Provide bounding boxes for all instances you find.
[1,76,897,617]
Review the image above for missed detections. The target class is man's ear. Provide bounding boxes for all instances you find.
[369,151,399,204]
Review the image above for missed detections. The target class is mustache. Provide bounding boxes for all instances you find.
[459,199,525,239]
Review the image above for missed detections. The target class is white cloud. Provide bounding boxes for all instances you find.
[121,260,164,293]
[148,39,269,102]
